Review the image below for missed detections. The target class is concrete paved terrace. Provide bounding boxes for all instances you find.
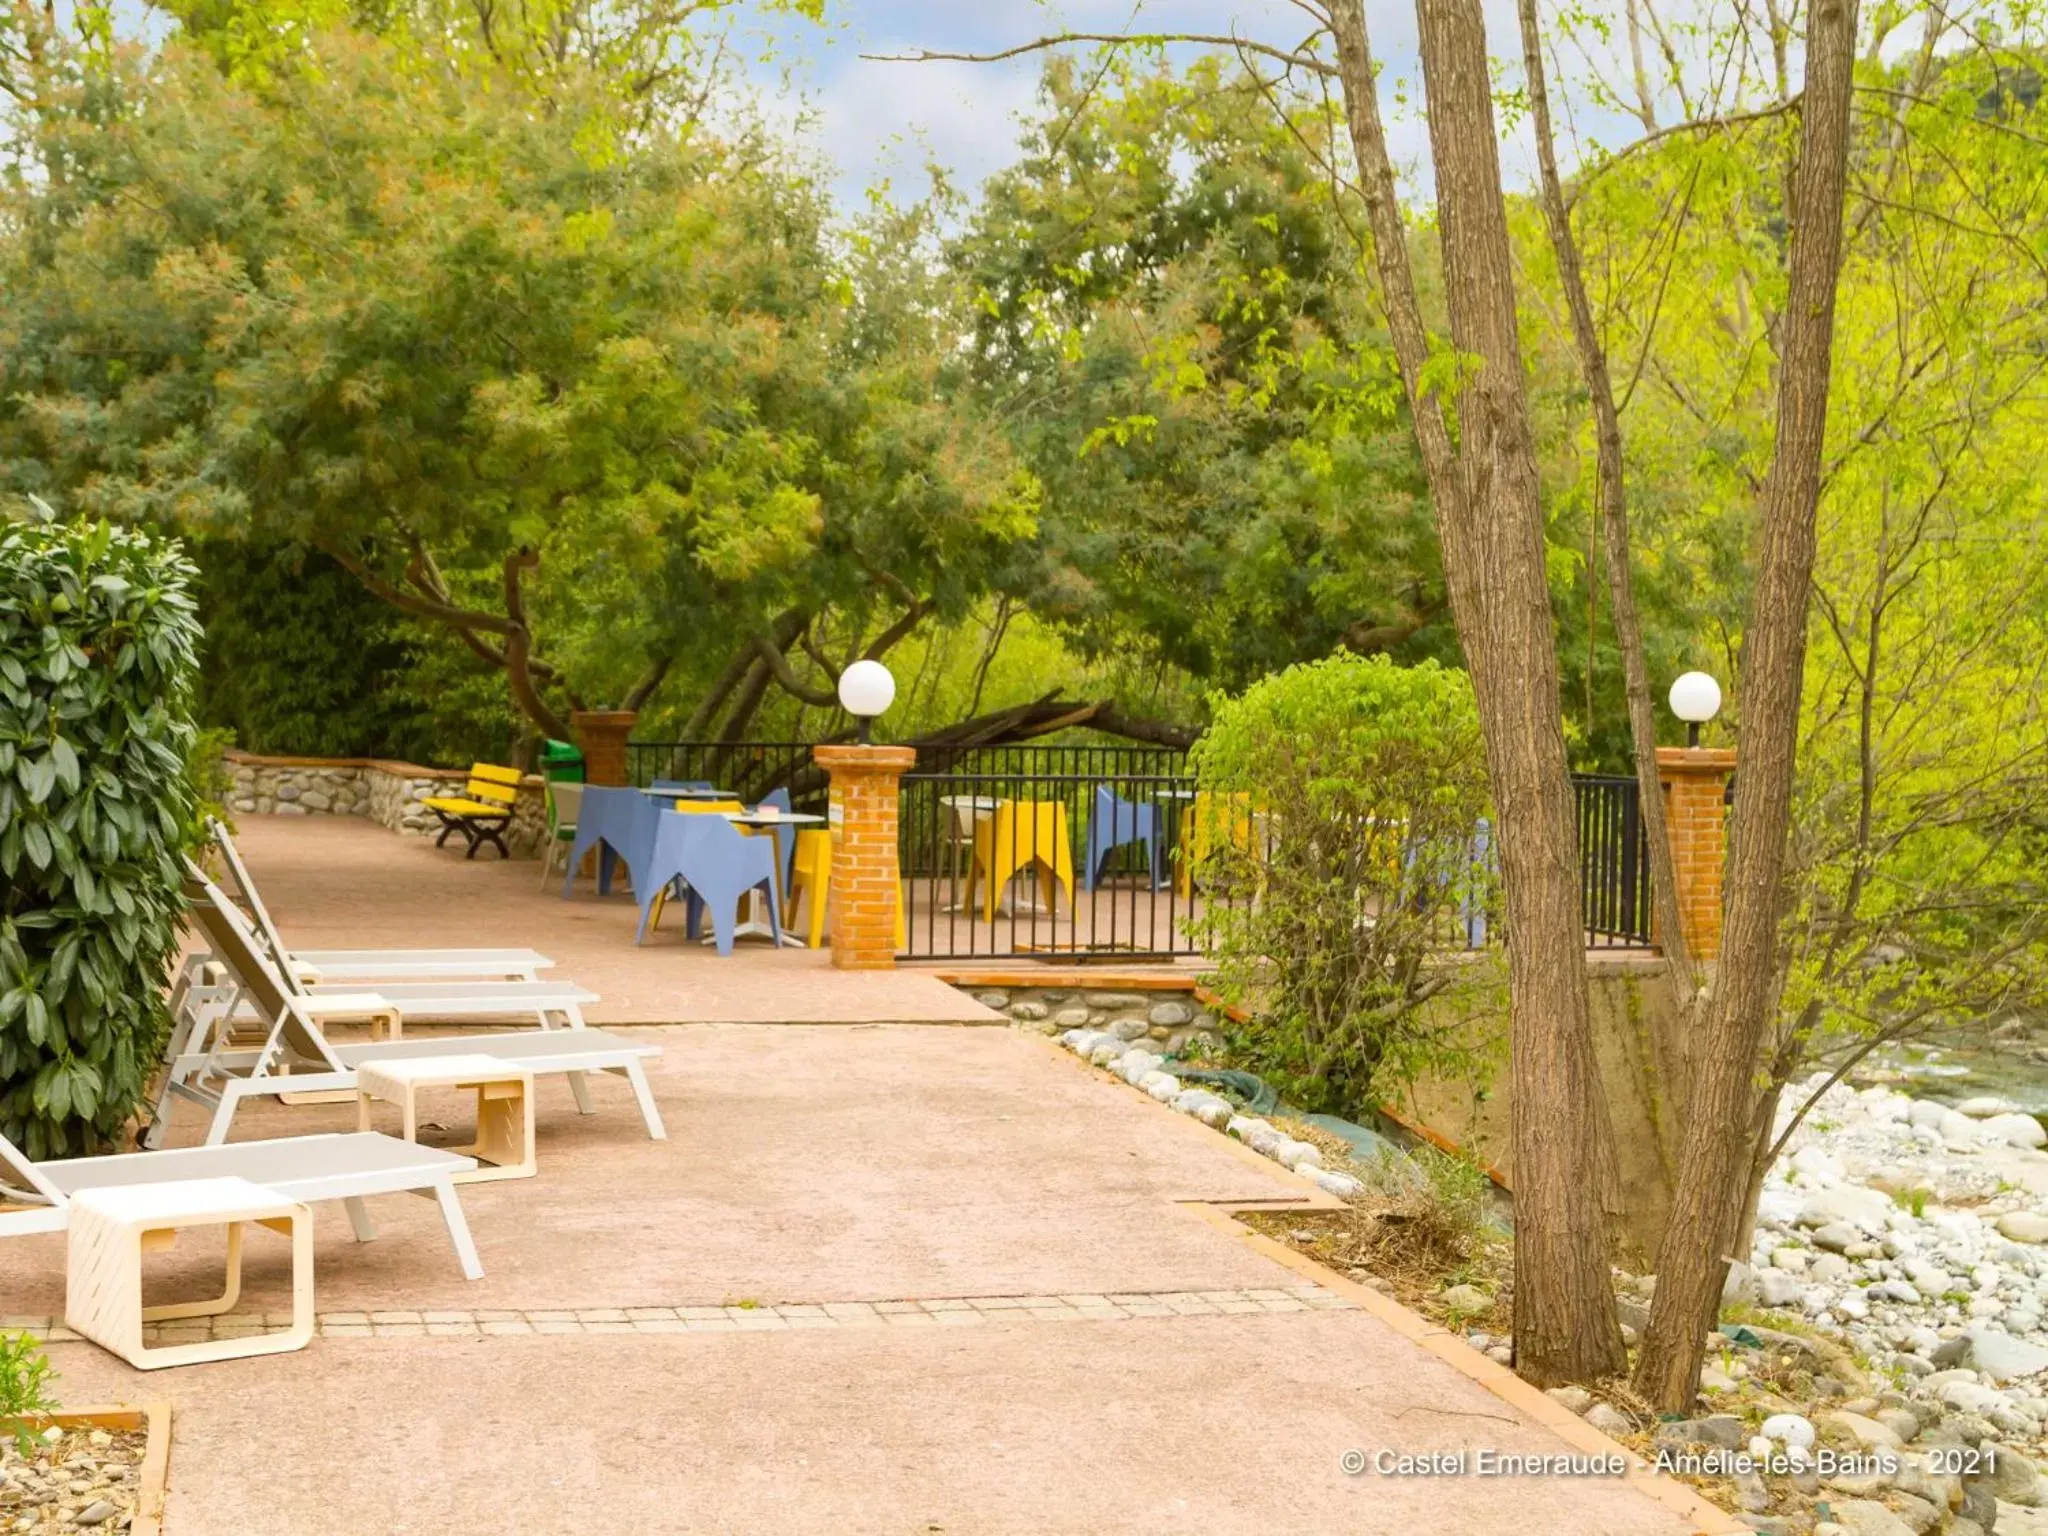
[8,817,1721,1534]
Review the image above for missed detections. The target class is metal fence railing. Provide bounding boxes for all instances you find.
[622,738,1660,957]
[1576,773,1653,948]
[897,768,1246,960]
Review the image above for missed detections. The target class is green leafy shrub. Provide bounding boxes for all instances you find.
[1190,653,1498,1115]
[0,515,201,1156]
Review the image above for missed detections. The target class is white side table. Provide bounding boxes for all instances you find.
[66,1175,313,1370]
[356,1054,536,1184]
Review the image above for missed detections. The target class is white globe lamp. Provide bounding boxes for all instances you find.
[1668,671,1722,748]
[838,660,897,745]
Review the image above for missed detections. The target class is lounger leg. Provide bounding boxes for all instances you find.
[622,1061,667,1141]
[566,1071,595,1115]
[432,1181,485,1281]
[203,1081,247,1148]
[343,1197,377,1243]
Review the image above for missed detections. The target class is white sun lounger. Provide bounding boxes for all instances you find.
[182,855,598,1036]
[208,818,555,983]
[152,873,666,1150]
[0,1129,485,1279]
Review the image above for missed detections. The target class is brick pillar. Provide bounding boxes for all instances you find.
[1656,746,1736,961]
[570,710,637,787]
[814,744,915,970]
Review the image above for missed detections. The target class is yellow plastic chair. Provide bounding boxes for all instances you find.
[1176,791,1260,898]
[782,829,906,949]
[972,800,1076,923]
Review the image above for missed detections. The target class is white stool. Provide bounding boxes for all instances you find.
[356,1055,536,1184]
[66,1176,313,1370]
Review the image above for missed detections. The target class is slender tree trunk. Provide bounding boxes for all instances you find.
[1634,0,1860,1409]
[1514,0,1699,1015]
[1331,0,1626,1384]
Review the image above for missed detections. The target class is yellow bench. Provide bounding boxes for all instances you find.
[423,763,523,859]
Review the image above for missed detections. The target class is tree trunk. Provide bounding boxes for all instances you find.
[1513,0,1699,1014]
[1331,0,1626,1384]
[1633,0,1860,1410]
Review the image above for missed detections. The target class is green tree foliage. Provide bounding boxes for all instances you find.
[0,30,1034,743]
[952,57,1447,693]
[0,515,200,1158]
[1189,654,1499,1115]
[191,539,517,761]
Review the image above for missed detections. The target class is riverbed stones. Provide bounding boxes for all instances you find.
[1985,1114,2048,1150]
[1829,1501,1917,1536]
[1968,1327,2048,1383]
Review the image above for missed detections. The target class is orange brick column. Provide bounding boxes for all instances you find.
[1656,746,1736,961]
[814,745,915,970]
[570,710,638,787]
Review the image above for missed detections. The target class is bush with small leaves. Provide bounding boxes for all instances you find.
[1189,653,1500,1115]
[0,514,201,1157]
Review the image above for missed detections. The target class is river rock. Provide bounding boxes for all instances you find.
[1984,1113,2048,1149]
[1968,1327,2048,1382]
[1762,1412,1817,1449]
[1545,1386,1593,1413]
[1993,1444,2045,1506]
[1823,1411,1906,1452]
[1584,1403,1634,1437]
[1960,1096,2022,1118]
[1800,1186,1894,1233]
[1146,1000,1192,1028]
[1759,1270,1806,1307]
[1999,1212,2048,1244]
[1656,1414,1745,1450]
[1813,1222,1864,1253]
[1828,1500,1916,1536]
[1440,1284,1491,1313]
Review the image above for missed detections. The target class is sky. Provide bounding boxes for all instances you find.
[743,0,1449,209]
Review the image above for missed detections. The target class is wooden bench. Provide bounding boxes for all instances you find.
[422,763,523,859]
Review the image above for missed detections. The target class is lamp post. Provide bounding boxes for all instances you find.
[1668,670,1723,749]
[838,660,897,746]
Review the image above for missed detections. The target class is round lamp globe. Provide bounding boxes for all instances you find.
[838,659,897,721]
[1668,671,1723,725]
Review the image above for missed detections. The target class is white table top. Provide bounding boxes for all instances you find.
[725,812,824,827]
[70,1175,295,1224]
[642,786,735,800]
[357,1054,534,1094]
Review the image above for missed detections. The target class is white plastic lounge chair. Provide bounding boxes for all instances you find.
[185,854,597,1033]
[208,819,554,983]
[152,876,667,1150]
[0,1128,485,1279]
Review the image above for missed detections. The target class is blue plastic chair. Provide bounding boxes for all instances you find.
[635,813,785,954]
[560,785,662,899]
[1084,784,1162,892]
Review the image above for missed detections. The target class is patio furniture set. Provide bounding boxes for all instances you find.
[546,780,837,954]
[0,822,663,1372]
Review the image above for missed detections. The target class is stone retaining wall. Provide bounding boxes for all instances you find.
[225,751,550,856]
[962,985,1227,1057]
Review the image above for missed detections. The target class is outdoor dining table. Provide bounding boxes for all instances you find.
[709,809,825,946]
[641,785,738,801]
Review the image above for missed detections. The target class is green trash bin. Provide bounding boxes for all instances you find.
[540,739,584,782]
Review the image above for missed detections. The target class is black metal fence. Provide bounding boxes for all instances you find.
[897,767,1245,960]
[622,737,1658,958]
[1575,774,1653,948]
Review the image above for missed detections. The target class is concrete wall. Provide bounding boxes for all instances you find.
[224,751,551,856]
[1395,955,1686,1264]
